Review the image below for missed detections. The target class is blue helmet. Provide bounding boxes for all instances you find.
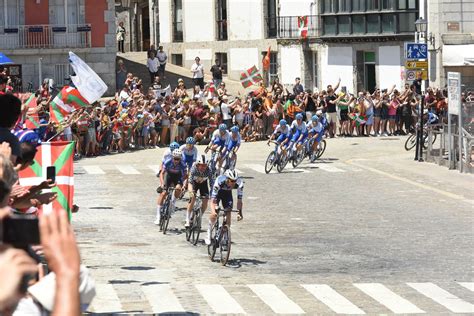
[312,115,319,122]
[186,136,195,144]
[279,119,287,126]
[230,126,239,133]
[170,141,179,150]
[295,113,303,120]
[219,123,227,131]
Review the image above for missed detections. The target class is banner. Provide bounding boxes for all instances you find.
[298,16,308,39]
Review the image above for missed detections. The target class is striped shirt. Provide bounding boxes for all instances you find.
[189,163,212,184]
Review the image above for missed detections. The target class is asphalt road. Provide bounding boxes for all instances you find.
[73,136,474,315]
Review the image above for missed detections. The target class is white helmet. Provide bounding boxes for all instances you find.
[172,149,182,158]
[196,154,207,164]
[224,169,238,181]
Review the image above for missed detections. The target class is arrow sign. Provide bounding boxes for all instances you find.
[405,61,428,69]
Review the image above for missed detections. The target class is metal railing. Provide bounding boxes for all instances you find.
[0,24,91,49]
[216,20,228,41]
[276,15,319,39]
[172,22,183,42]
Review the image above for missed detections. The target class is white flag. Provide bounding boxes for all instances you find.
[154,85,171,98]
[68,51,107,104]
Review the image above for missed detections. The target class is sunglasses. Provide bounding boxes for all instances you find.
[173,157,181,161]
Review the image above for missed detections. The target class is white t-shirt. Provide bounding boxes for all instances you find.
[221,102,231,120]
[147,57,159,73]
[119,90,129,101]
[191,63,204,79]
[156,51,167,65]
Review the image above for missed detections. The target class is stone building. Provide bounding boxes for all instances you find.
[0,0,117,95]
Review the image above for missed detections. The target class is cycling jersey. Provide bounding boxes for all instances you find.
[161,148,172,163]
[306,121,323,142]
[180,144,198,169]
[211,129,230,147]
[290,120,308,143]
[427,112,439,125]
[226,133,242,151]
[162,157,187,181]
[189,163,211,184]
[273,124,291,144]
[211,175,244,200]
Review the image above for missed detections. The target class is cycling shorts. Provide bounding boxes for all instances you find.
[190,180,209,198]
[163,172,182,189]
[212,138,227,148]
[226,139,240,152]
[291,130,307,144]
[276,133,289,144]
[213,190,233,210]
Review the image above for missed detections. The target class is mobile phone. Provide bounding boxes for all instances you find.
[1,216,40,246]
[46,166,56,183]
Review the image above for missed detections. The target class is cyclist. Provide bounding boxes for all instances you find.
[180,137,198,170]
[268,119,291,151]
[155,149,187,226]
[205,169,243,245]
[288,113,308,159]
[206,123,230,172]
[221,125,241,172]
[185,154,211,227]
[306,115,324,154]
[156,141,180,192]
[425,109,439,125]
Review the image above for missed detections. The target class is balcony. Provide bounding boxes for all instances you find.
[266,15,320,39]
[0,24,91,50]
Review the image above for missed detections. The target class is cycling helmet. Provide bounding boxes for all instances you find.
[219,123,227,131]
[312,115,319,122]
[172,149,182,158]
[224,169,238,181]
[186,136,195,144]
[170,141,179,151]
[295,113,303,120]
[279,119,287,126]
[196,154,207,164]
[230,126,239,133]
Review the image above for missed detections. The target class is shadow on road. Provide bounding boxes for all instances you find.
[226,258,267,269]
[121,266,156,271]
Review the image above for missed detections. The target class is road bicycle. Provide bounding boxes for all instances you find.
[265,140,283,173]
[277,147,291,173]
[405,126,437,151]
[222,150,237,173]
[186,194,205,245]
[208,208,239,266]
[207,149,222,187]
[159,186,175,234]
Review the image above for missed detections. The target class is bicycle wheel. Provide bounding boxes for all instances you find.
[191,209,202,245]
[422,132,437,149]
[219,225,231,266]
[405,133,417,151]
[185,215,192,242]
[277,152,289,173]
[265,151,276,174]
[161,197,172,234]
[292,148,305,168]
[316,140,326,158]
[207,224,218,261]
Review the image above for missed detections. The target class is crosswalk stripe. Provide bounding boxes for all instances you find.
[82,165,105,175]
[244,163,267,174]
[115,165,141,174]
[355,283,425,314]
[315,164,346,173]
[141,284,185,314]
[89,284,123,313]
[458,282,474,292]
[248,284,305,314]
[196,284,246,314]
[407,282,474,313]
[244,163,309,174]
[302,284,365,314]
[148,165,160,174]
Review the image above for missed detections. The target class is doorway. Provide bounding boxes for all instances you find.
[142,6,150,51]
[365,64,376,93]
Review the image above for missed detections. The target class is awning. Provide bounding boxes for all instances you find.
[0,52,13,65]
[443,44,474,66]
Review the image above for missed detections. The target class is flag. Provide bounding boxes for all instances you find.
[262,47,271,71]
[154,85,172,98]
[49,86,88,123]
[298,16,308,39]
[24,94,40,129]
[349,113,367,127]
[18,141,75,218]
[240,65,263,88]
[69,51,107,104]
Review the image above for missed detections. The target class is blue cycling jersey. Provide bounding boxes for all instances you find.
[163,158,187,181]
[226,133,242,151]
[290,120,308,135]
[211,175,244,200]
[273,124,291,137]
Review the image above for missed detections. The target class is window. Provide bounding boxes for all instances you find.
[397,0,406,9]
[171,54,183,66]
[1,0,19,27]
[215,52,228,74]
[266,0,277,38]
[338,16,351,33]
[338,0,350,12]
[364,51,375,63]
[352,0,365,11]
[381,14,395,32]
[382,0,395,10]
[352,15,365,33]
[367,14,379,33]
[50,0,81,25]
[408,0,416,9]
[172,0,183,42]
[216,0,227,40]
[323,0,337,13]
[398,12,416,32]
[323,16,337,35]
[367,0,379,11]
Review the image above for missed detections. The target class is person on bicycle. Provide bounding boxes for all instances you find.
[268,119,291,149]
[179,137,198,198]
[205,169,243,245]
[425,109,439,125]
[306,115,324,153]
[185,154,211,227]
[155,149,187,226]
[221,126,241,172]
[206,123,230,172]
[288,113,308,159]
[156,141,180,192]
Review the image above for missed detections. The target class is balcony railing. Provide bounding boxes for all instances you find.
[0,24,91,49]
[216,20,228,41]
[276,15,319,39]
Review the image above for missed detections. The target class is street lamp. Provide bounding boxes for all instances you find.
[415,18,427,33]
[414,17,428,162]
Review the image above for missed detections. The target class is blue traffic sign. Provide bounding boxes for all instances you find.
[405,42,428,60]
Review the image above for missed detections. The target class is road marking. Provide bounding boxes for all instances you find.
[148,165,160,174]
[244,163,267,174]
[89,284,123,313]
[244,163,309,174]
[196,284,246,314]
[347,160,471,204]
[355,283,425,314]
[141,284,185,314]
[458,282,474,292]
[316,164,346,173]
[408,282,474,313]
[302,284,365,314]
[248,284,305,314]
[115,165,141,174]
[82,165,105,175]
